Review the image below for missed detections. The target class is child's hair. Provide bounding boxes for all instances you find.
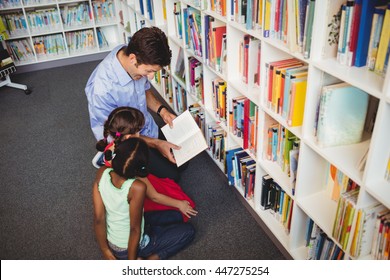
[96,106,145,156]
[112,138,149,178]
[124,27,171,67]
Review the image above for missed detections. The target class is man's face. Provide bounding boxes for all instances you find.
[128,58,162,81]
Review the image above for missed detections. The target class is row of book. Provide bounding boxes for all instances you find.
[172,81,187,114]
[61,3,93,28]
[231,0,263,31]
[264,0,316,59]
[4,26,109,62]
[159,68,174,107]
[208,0,227,17]
[227,148,256,199]
[261,174,293,232]
[26,9,62,34]
[188,56,204,102]
[263,122,300,194]
[204,15,226,74]
[211,77,227,124]
[0,0,22,8]
[332,189,359,250]
[174,47,185,82]
[264,58,307,127]
[92,1,116,24]
[65,29,96,53]
[325,163,360,202]
[228,96,259,155]
[350,204,389,259]
[33,33,66,56]
[336,0,389,76]
[1,13,29,37]
[138,0,155,21]
[4,38,35,63]
[184,6,202,57]
[306,219,345,260]
[173,1,183,40]
[206,121,226,168]
[239,35,261,87]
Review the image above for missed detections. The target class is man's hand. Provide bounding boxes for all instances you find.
[156,139,180,164]
[160,107,176,128]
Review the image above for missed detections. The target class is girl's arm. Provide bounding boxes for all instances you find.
[92,167,116,260]
[138,177,198,219]
[127,179,147,260]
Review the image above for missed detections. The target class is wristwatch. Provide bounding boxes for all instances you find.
[157,105,167,117]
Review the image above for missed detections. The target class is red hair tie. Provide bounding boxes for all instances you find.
[115,132,121,137]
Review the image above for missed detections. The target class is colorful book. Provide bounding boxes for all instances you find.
[374,3,390,75]
[316,83,369,148]
[355,0,388,66]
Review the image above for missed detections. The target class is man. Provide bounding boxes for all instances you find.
[86,27,182,181]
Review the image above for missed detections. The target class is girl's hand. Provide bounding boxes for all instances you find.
[178,200,198,219]
[102,248,117,260]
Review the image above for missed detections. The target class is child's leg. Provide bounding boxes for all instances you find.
[139,222,195,260]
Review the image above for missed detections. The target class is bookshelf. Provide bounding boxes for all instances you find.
[122,0,390,260]
[0,0,121,67]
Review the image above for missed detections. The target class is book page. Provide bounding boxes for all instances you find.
[161,110,208,166]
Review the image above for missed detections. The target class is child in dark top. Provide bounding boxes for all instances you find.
[93,138,195,260]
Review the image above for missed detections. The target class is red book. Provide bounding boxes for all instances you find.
[347,0,362,66]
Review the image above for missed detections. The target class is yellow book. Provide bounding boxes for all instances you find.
[162,0,167,20]
[349,208,362,257]
[218,80,227,120]
[374,4,390,74]
[288,78,307,126]
[0,15,9,40]
[264,0,271,37]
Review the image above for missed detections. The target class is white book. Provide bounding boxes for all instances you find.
[161,110,208,167]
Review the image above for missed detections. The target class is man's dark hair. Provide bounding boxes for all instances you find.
[125,27,172,67]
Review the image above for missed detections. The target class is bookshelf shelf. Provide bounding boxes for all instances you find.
[0,0,121,66]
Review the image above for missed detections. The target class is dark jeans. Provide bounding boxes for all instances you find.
[111,210,195,260]
[139,210,195,259]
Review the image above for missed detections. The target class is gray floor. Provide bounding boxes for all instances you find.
[0,60,286,260]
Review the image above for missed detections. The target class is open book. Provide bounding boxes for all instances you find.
[161,110,208,167]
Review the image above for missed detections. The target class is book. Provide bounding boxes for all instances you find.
[367,5,386,70]
[316,83,369,148]
[161,110,208,167]
[226,147,243,186]
[354,0,388,67]
[374,3,390,75]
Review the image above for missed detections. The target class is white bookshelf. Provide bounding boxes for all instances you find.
[129,0,390,260]
[0,0,121,66]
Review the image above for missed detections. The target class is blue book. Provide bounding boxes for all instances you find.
[139,0,144,15]
[355,0,388,67]
[146,0,153,20]
[316,83,369,148]
[246,0,253,30]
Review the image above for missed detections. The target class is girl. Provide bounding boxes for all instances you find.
[93,138,195,260]
[96,106,197,220]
